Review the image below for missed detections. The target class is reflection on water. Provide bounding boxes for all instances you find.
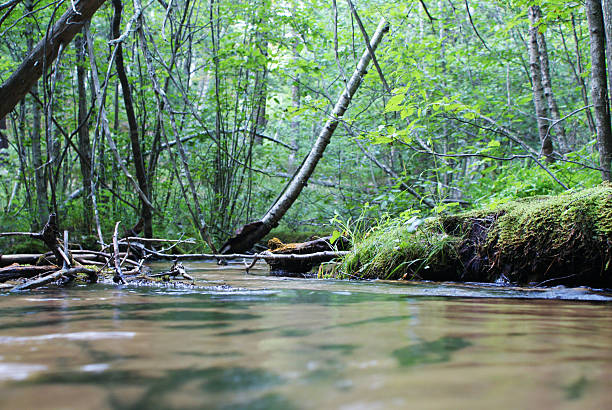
[0,261,611,409]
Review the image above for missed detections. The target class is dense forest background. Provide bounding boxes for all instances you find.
[0,0,609,251]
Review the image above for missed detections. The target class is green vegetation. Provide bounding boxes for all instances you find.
[0,0,611,285]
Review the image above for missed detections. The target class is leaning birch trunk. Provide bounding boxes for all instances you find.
[220,18,390,254]
[527,6,554,163]
[586,0,612,181]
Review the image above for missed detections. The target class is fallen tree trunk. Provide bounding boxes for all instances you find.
[0,251,136,267]
[0,254,45,267]
[0,265,57,282]
[340,183,612,288]
[264,236,350,274]
[219,18,390,254]
[11,267,97,292]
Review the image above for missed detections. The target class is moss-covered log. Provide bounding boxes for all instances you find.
[340,183,612,288]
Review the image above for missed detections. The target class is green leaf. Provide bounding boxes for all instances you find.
[385,94,405,112]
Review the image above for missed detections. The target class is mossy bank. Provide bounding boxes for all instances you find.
[338,183,612,288]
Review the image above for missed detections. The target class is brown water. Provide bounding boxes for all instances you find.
[1,261,612,409]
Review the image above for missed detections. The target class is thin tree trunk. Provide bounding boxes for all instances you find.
[288,36,300,172]
[220,18,390,254]
[0,0,108,120]
[527,6,554,162]
[84,24,157,214]
[586,0,612,180]
[536,14,567,152]
[602,0,612,98]
[25,0,48,227]
[135,0,217,252]
[561,16,595,136]
[112,0,152,238]
[253,22,269,144]
[75,31,93,232]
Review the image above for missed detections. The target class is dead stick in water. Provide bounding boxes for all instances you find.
[147,250,350,262]
[11,267,98,292]
[112,222,125,284]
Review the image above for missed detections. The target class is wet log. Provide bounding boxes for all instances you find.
[0,264,57,282]
[264,236,350,275]
[0,254,45,267]
[11,267,97,292]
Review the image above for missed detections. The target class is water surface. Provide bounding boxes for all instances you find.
[1,261,611,409]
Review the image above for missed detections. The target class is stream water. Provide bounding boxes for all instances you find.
[1,261,612,409]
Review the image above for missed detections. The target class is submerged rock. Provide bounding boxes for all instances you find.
[340,183,612,288]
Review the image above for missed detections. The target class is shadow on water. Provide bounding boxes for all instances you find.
[219,393,297,410]
[563,376,589,400]
[316,343,358,355]
[322,314,412,329]
[24,366,288,409]
[392,336,471,367]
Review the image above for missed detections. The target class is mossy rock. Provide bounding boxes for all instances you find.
[341,183,612,287]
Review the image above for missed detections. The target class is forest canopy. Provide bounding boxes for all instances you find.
[0,0,609,252]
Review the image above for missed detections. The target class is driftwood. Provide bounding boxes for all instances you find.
[150,260,193,281]
[0,214,351,289]
[0,214,148,291]
[0,254,47,267]
[0,265,57,282]
[112,222,125,283]
[0,251,140,268]
[11,267,97,292]
[264,236,350,275]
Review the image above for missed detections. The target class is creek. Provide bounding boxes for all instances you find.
[1,261,611,409]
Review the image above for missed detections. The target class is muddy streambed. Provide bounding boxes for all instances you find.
[1,261,612,409]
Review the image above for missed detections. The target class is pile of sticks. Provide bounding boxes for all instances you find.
[1,214,351,292]
[0,214,157,291]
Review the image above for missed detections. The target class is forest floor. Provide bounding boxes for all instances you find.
[333,183,612,288]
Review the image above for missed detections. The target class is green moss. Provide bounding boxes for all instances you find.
[339,219,460,280]
[484,182,612,284]
[340,183,612,287]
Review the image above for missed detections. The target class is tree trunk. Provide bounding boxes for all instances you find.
[287,35,300,172]
[220,18,390,254]
[75,31,93,232]
[253,25,269,144]
[112,0,152,238]
[602,0,612,99]
[0,0,108,121]
[135,0,216,252]
[25,0,48,228]
[569,14,596,136]
[536,13,567,152]
[527,6,554,162]
[586,0,612,180]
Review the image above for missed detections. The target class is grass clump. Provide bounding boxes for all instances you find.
[339,218,460,281]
